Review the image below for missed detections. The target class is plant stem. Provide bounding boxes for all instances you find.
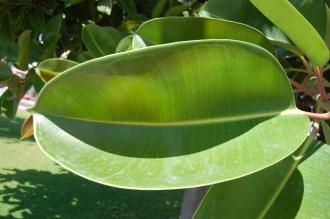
[314,67,328,102]
[285,68,308,74]
[290,79,313,95]
[299,110,330,120]
[324,64,330,72]
[299,56,313,75]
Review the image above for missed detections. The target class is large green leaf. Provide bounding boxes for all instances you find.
[36,58,78,82]
[193,140,330,218]
[250,0,329,67]
[32,40,309,189]
[133,17,273,52]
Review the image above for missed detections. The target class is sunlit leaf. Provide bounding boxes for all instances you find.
[32,40,309,189]
[250,0,329,66]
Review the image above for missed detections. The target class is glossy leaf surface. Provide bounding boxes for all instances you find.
[33,40,309,189]
[134,17,273,52]
[193,140,330,219]
[250,0,329,66]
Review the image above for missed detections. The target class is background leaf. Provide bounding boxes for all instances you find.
[81,23,118,57]
[134,17,273,53]
[16,30,32,70]
[193,140,330,219]
[250,0,329,66]
[36,58,78,82]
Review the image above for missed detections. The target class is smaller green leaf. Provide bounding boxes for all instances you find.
[36,58,78,82]
[325,4,330,51]
[76,51,95,63]
[165,4,190,16]
[16,30,32,70]
[33,75,45,93]
[0,16,14,42]
[82,24,117,57]
[43,14,63,39]
[0,42,18,62]
[152,0,168,18]
[8,9,25,34]
[116,35,133,52]
[117,0,137,15]
[250,0,329,67]
[0,61,12,83]
[0,89,16,119]
[64,0,82,8]
[40,33,61,60]
[28,10,45,32]
[97,0,112,15]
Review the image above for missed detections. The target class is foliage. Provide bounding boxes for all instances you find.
[1,0,330,218]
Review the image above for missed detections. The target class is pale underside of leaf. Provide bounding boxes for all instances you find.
[32,40,310,189]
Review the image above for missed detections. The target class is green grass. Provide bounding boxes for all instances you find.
[0,113,183,219]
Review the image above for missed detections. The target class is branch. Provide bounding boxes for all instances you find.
[314,67,328,102]
[290,79,313,95]
[285,68,308,74]
[324,64,330,72]
[299,110,330,120]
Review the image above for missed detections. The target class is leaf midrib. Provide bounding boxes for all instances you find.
[33,108,301,127]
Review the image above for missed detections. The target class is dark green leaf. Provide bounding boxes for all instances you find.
[81,24,117,57]
[0,61,12,83]
[16,30,32,70]
[151,0,168,18]
[43,14,63,39]
[28,10,45,32]
[117,0,137,15]
[165,4,190,16]
[0,42,18,62]
[64,0,82,8]
[40,33,61,60]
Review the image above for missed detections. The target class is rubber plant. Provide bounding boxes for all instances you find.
[25,0,330,218]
